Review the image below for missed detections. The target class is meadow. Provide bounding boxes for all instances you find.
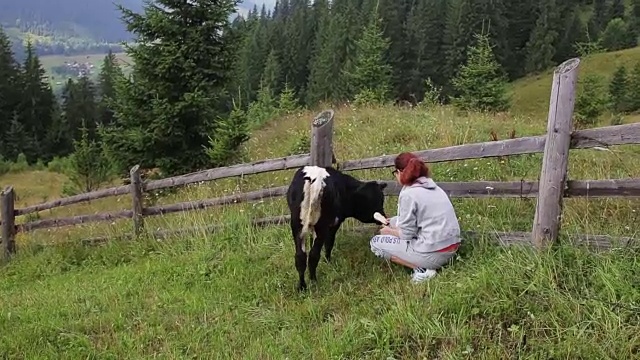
[40,52,133,89]
[1,50,640,357]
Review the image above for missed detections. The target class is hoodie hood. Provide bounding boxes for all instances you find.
[408,176,437,190]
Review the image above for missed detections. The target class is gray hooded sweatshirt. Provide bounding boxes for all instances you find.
[395,176,461,253]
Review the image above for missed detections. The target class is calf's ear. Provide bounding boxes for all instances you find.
[362,181,387,191]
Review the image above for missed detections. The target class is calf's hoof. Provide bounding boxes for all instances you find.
[297,281,307,292]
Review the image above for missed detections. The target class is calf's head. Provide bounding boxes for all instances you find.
[351,181,388,224]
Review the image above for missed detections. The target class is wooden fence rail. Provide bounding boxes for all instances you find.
[340,122,640,171]
[9,178,640,234]
[1,57,639,262]
[7,121,639,219]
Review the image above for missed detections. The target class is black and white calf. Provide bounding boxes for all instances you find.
[286,165,388,291]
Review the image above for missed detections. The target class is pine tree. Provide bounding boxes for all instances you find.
[575,73,609,128]
[0,27,21,157]
[235,9,270,105]
[377,0,413,100]
[0,27,20,145]
[554,7,587,63]
[609,64,629,113]
[609,0,625,21]
[277,82,300,114]
[44,100,73,158]
[350,14,393,103]
[281,0,314,100]
[97,50,124,126]
[4,113,29,162]
[631,0,640,40]
[503,0,538,79]
[16,41,55,162]
[442,0,510,97]
[627,61,640,112]
[451,33,510,113]
[67,120,112,193]
[588,0,609,39]
[205,101,250,166]
[246,81,278,128]
[305,1,350,104]
[525,0,560,74]
[261,49,281,97]
[103,0,240,176]
[406,0,448,100]
[600,18,631,51]
[62,77,99,142]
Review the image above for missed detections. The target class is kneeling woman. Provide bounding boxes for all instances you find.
[371,152,461,284]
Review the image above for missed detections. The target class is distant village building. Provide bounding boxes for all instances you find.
[64,61,95,77]
[51,60,96,79]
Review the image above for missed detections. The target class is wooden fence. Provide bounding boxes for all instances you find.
[1,57,640,261]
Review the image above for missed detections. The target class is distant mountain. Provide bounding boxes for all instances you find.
[0,0,275,57]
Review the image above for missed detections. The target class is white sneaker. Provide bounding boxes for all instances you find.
[411,268,437,283]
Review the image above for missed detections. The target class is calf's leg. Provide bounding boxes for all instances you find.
[324,221,342,263]
[291,219,307,291]
[308,226,328,282]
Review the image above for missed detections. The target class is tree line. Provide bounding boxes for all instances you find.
[0,0,639,194]
[231,0,640,108]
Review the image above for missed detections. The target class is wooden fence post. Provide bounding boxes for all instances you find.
[130,165,144,236]
[531,58,581,248]
[1,186,16,261]
[311,109,335,167]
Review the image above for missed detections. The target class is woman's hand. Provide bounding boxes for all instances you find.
[379,226,399,237]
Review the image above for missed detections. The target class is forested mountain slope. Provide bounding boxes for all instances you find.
[0,0,274,56]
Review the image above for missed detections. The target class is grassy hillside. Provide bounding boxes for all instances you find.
[510,46,640,117]
[1,50,639,357]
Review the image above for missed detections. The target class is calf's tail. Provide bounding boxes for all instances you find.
[300,176,324,238]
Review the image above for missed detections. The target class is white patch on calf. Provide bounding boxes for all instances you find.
[300,166,330,238]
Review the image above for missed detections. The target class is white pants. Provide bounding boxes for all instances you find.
[369,216,457,270]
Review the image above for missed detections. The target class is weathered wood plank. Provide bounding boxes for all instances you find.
[144,154,309,191]
[568,178,640,197]
[340,135,547,171]
[571,122,640,149]
[15,185,130,216]
[339,122,640,171]
[311,109,335,167]
[377,178,640,198]
[143,186,288,217]
[18,210,133,232]
[17,178,640,236]
[13,155,307,216]
[532,57,580,248]
[130,165,144,236]
[378,180,539,198]
[1,186,16,260]
[12,122,640,217]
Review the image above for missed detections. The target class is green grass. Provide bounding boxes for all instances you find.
[2,49,640,357]
[0,222,638,358]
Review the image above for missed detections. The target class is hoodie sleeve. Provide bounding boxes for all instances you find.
[396,191,418,241]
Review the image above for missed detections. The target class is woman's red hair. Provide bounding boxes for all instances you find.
[394,152,430,186]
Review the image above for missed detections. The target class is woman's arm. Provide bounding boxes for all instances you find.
[394,192,418,240]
